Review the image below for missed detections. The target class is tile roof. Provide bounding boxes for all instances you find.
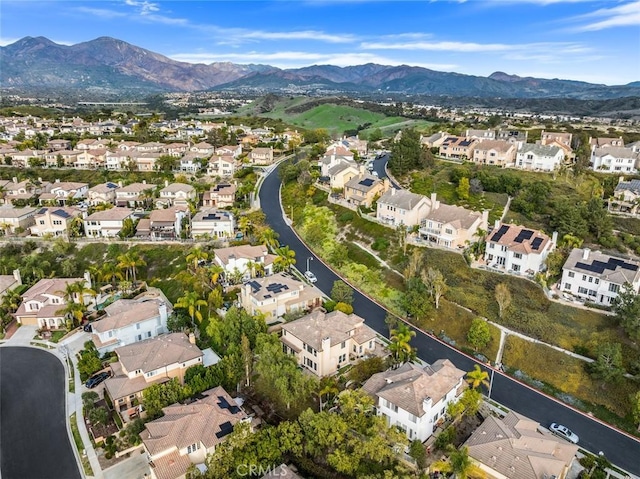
[85,207,134,221]
[362,360,465,418]
[192,208,233,222]
[488,224,550,254]
[344,173,382,192]
[245,273,321,302]
[92,299,167,333]
[474,140,514,153]
[160,183,195,194]
[378,189,428,211]
[518,143,562,157]
[465,411,578,479]
[115,333,202,375]
[593,146,639,160]
[118,182,155,193]
[214,244,269,266]
[282,310,377,350]
[424,203,483,230]
[563,248,640,284]
[0,206,37,218]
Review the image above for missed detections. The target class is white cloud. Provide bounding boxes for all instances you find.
[362,40,514,52]
[75,7,126,19]
[124,0,160,15]
[242,30,356,43]
[571,1,640,31]
[0,37,21,46]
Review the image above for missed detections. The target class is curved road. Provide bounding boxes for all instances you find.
[260,164,640,476]
[0,346,81,479]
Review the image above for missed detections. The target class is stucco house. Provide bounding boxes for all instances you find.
[147,206,189,240]
[0,206,37,233]
[471,140,516,167]
[30,206,83,237]
[0,269,22,300]
[485,223,556,275]
[281,310,381,377]
[157,183,197,208]
[240,273,324,323]
[213,244,276,282]
[343,174,389,208]
[362,359,466,442]
[439,137,478,160]
[203,183,236,208]
[590,147,639,174]
[540,131,572,147]
[376,189,431,227]
[142,386,249,479]
[561,248,640,306]
[609,177,640,215]
[250,147,274,165]
[87,182,120,206]
[515,143,565,171]
[466,411,578,479]
[115,182,156,207]
[38,181,89,206]
[84,207,135,238]
[207,154,238,178]
[191,209,235,239]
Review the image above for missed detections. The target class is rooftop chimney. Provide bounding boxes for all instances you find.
[12,269,22,285]
[582,248,590,260]
[494,220,501,230]
[189,333,196,345]
[551,231,558,245]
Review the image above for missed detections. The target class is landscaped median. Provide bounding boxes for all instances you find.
[280,177,640,436]
[70,412,94,477]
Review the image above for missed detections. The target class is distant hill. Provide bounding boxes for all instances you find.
[1,36,639,100]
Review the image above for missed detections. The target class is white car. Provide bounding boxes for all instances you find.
[304,271,317,283]
[372,170,379,177]
[549,423,579,444]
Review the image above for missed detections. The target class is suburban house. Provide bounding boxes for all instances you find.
[465,129,495,140]
[250,147,274,165]
[281,310,380,377]
[14,274,92,329]
[30,206,83,237]
[215,145,242,158]
[561,248,640,305]
[343,174,389,208]
[590,147,639,174]
[176,152,203,173]
[589,136,624,149]
[319,147,356,177]
[362,359,466,442]
[115,182,156,208]
[203,183,236,208]
[419,196,488,249]
[3,177,50,204]
[471,140,516,167]
[540,131,572,148]
[157,183,197,208]
[609,177,640,215]
[87,182,120,206]
[515,143,565,171]
[465,411,578,479]
[496,129,528,144]
[485,223,556,275]
[38,181,89,206]
[207,154,238,178]
[421,131,450,148]
[141,386,248,479]
[439,137,478,160]
[91,296,171,353]
[240,273,324,323]
[147,206,189,240]
[0,269,22,299]
[191,209,235,239]
[376,189,431,227]
[190,141,215,156]
[213,244,276,281]
[0,206,37,233]
[104,333,211,423]
[84,207,135,238]
[326,162,360,190]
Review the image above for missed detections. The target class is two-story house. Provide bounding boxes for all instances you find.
[561,248,640,305]
[115,182,156,208]
[91,297,170,353]
[485,223,556,275]
[376,189,431,227]
[30,206,83,237]
[84,207,135,238]
[540,131,572,148]
[362,359,466,442]
[589,136,624,150]
[319,147,356,177]
[87,182,120,206]
[203,183,236,208]
[419,195,488,249]
[141,386,248,479]
[207,154,238,178]
[439,137,478,160]
[214,244,276,281]
[515,143,565,171]
[281,310,380,377]
[215,145,242,158]
[465,129,495,141]
[190,142,215,156]
[38,181,89,206]
[241,273,324,323]
[149,206,189,241]
[590,147,639,174]
[14,274,91,329]
[344,174,389,208]
[0,206,37,233]
[191,209,235,239]
[471,140,516,167]
[326,162,360,190]
[0,269,22,300]
[104,333,208,423]
[156,183,197,208]
[609,177,640,215]
[250,147,274,165]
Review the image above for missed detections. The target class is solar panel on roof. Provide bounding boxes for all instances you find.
[216,421,234,439]
[106,182,118,189]
[217,396,240,414]
[53,209,71,218]
[359,178,374,187]
[37,208,47,214]
[248,280,260,292]
[514,229,534,243]
[531,238,543,250]
[491,225,509,242]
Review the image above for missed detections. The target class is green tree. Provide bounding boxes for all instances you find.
[631,391,640,427]
[77,346,102,381]
[588,342,625,386]
[389,323,417,365]
[611,282,640,340]
[466,364,490,390]
[401,277,432,320]
[584,197,613,241]
[550,200,588,238]
[334,302,354,314]
[273,246,296,272]
[156,154,177,172]
[389,127,423,175]
[175,291,207,326]
[142,378,187,419]
[432,445,486,479]
[116,250,146,283]
[456,177,470,201]
[331,280,354,305]
[186,247,208,273]
[467,319,492,351]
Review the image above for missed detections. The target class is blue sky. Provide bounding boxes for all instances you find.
[1,0,639,85]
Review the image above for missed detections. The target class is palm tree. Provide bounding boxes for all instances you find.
[466,364,490,390]
[317,377,339,412]
[117,251,146,284]
[274,246,296,272]
[186,248,208,272]
[389,323,417,365]
[206,287,224,317]
[432,446,485,479]
[99,262,123,288]
[56,300,85,329]
[257,227,280,250]
[175,291,207,327]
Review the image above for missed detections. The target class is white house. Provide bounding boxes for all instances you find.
[376,189,431,227]
[561,248,640,306]
[84,207,135,238]
[207,154,238,178]
[191,209,235,239]
[485,223,556,275]
[363,360,466,442]
[38,181,89,206]
[515,143,565,171]
[610,177,640,215]
[91,297,171,353]
[213,244,276,281]
[590,147,639,174]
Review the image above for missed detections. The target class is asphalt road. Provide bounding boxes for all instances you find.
[0,347,81,479]
[261,164,640,476]
[371,152,400,188]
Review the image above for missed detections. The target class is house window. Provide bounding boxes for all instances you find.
[512,264,520,272]
[568,272,574,278]
[564,283,571,290]
[341,341,346,349]
[609,283,620,293]
[588,277,593,283]
[147,331,152,338]
[187,443,199,454]
[582,275,587,281]
[408,413,417,423]
[513,253,522,259]
[578,287,588,294]
[136,323,141,330]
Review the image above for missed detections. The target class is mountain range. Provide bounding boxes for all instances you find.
[1,36,639,100]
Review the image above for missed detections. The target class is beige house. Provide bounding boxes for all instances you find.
[326,162,359,190]
[3,178,49,204]
[104,333,205,423]
[207,154,238,178]
[38,181,89,206]
[203,183,236,208]
[148,206,189,240]
[84,207,135,238]
[466,411,578,479]
[610,177,640,215]
[471,140,516,167]
[344,174,389,208]
[142,386,249,479]
[540,131,572,147]
[87,182,120,206]
[421,131,450,148]
[376,189,431,227]
[30,206,83,237]
[215,145,242,158]
[115,182,156,207]
[241,273,324,323]
[589,136,624,149]
[281,310,380,377]
[439,137,478,160]
[0,206,37,233]
[419,195,488,248]
[157,183,197,208]
[250,147,274,165]
[0,269,22,299]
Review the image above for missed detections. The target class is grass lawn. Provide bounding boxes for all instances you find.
[49,330,67,343]
[70,413,94,476]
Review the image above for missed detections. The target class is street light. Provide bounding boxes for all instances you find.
[306,256,313,272]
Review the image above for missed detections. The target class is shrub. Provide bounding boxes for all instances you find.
[434,426,456,450]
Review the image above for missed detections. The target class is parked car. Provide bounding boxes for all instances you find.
[549,423,579,444]
[304,271,317,283]
[83,322,92,332]
[85,371,111,389]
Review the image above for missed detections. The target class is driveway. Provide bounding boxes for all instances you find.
[0,346,81,479]
[103,448,150,479]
